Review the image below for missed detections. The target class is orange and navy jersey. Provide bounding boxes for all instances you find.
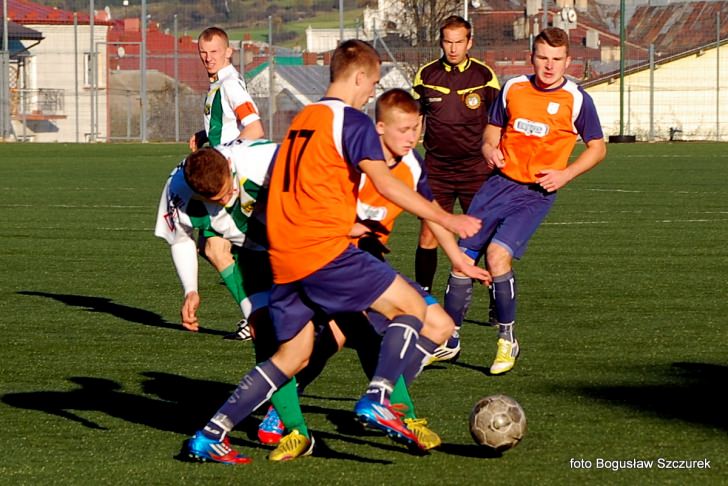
[489,75,603,184]
[356,149,432,245]
[266,98,385,283]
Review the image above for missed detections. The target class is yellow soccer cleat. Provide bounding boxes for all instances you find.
[489,338,520,375]
[268,430,314,462]
[404,418,442,451]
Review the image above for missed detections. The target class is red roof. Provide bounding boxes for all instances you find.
[8,0,111,25]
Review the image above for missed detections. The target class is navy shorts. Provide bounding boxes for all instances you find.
[460,173,556,260]
[269,244,398,342]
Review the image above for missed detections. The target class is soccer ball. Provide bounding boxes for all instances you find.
[469,394,527,452]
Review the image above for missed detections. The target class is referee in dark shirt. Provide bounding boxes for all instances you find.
[412,15,500,360]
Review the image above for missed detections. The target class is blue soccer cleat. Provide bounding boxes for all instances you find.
[258,405,285,445]
[186,431,251,465]
[354,396,423,449]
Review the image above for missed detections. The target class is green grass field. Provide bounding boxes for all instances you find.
[1,142,726,484]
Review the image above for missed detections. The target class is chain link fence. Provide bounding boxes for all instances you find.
[2,0,727,143]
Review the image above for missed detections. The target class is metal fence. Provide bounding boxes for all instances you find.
[2,0,727,143]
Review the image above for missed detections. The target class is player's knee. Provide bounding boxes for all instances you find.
[204,237,234,270]
[422,305,455,344]
[486,243,512,276]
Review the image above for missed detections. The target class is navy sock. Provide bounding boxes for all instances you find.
[491,271,517,340]
[402,335,438,386]
[202,360,289,440]
[444,273,473,328]
[415,247,438,292]
[365,315,422,404]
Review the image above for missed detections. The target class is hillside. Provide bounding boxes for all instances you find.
[32,0,368,41]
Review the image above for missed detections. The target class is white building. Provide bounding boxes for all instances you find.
[586,40,727,141]
[8,0,110,142]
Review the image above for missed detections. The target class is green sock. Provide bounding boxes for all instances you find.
[390,375,416,419]
[270,377,309,438]
[219,263,248,315]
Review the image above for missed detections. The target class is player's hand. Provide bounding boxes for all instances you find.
[181,291,200,332]
[454,262,492,285]
[188,133,198,151]
[536,169,571,192]
[443,213,482,239]
[482,143,505,169]
[348,222,371,238]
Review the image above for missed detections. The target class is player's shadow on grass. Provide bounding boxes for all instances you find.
[17,290,226,337]
[565,362,728,430]
[1,374,236,436]
[2,372,395,463]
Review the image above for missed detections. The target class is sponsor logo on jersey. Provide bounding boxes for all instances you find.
[358,202,388,221]
[514,118,549,137]
[427,97,442,103]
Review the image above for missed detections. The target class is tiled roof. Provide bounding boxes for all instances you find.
[8,0,110,25]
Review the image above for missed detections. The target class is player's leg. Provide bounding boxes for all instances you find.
[259,316,343,448]
[300,246,425,448]
[442,178,499,357]
[415,223,438,293]
[457,170,497,326]
[185,284,316,464]
[486,242,520,374]
[352,296,444,451]
[201,235,251,340]
[294,317,347,393]
[484,179,557,375]
[415,177,455,293]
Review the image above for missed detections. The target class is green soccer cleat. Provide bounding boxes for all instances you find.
[268,430,315,462]
[404,418,441,450]
[490,338,520,375]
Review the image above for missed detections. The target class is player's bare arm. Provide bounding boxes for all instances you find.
[425,217,491,284]
[360,159,481,238]
[169,239,202,331]
[482,124,506,169]
[239,120,264,140]
[535,137,607,192]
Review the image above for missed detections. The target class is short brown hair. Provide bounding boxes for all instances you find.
[533,27,570,56]
[375,88,420,123]
[330,39,381,82]
[198,27,229,47]
[439,15,472,41]
[183,147,229,198]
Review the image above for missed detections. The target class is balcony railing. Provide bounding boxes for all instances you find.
[11,88,66,120]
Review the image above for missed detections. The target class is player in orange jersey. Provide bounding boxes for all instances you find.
[183,40,487,463]
[444,27,607,376]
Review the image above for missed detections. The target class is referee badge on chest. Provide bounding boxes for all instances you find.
[464,92,481,109]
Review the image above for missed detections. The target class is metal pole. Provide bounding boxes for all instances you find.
[339,0,344,44]
[74,13,79,142]
[238,40,245,79]
[717,12,721,141]
[268,16,274,138]
[2,0,10,140]
[140,0,147,142]
[648,43,654,142]
[542,0,549,30]
[90,0,95,142]
[464,0,468,21]
[174,14,179,143]
[619,0,625,136]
